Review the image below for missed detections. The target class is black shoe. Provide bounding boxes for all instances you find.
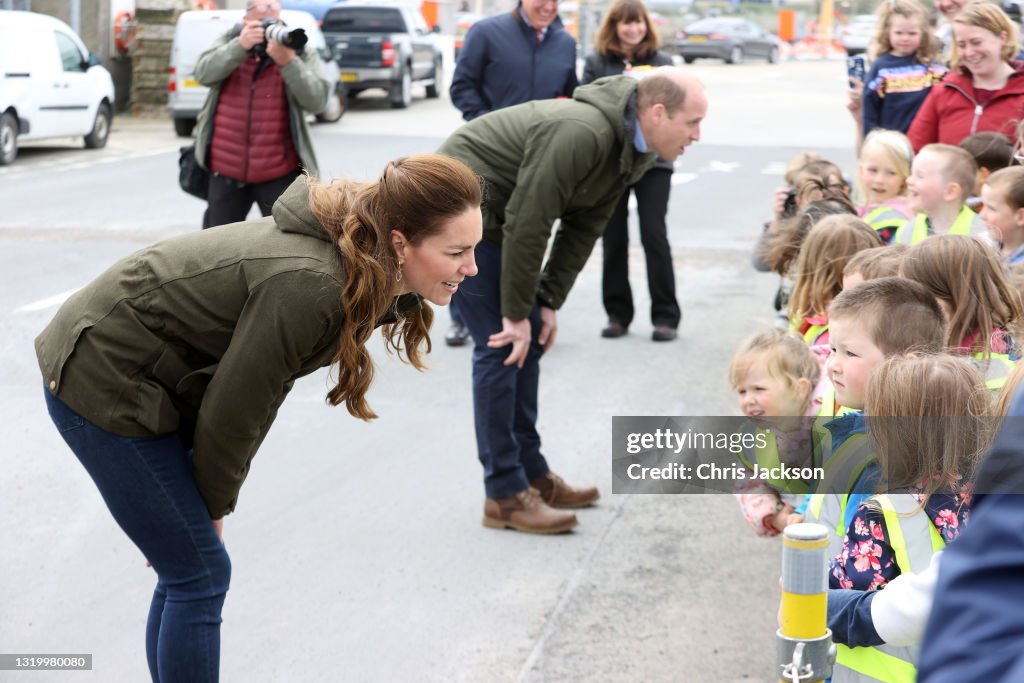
[601,321,628,338]
[652,325,678,342]
[446,322,470,347]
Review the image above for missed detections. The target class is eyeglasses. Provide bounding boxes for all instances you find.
[246,2,280,11]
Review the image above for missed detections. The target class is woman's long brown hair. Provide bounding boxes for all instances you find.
[309,154,483,420]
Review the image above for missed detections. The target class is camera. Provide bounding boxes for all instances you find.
[233,19,308,54]
[260,18,307,51]
[782,188,798,217]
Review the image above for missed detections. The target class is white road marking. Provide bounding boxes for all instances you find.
[670,172,698,185]
[706,160,740,173]
[15,288,80,313]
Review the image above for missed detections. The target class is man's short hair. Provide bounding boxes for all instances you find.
[920,143,979,202]
[829,276,947,356]
[636,71,687,116]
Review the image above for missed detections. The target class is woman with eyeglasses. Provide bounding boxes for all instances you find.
[37,156,482,682]
[192,0,330,228]
[908,3,1024,152]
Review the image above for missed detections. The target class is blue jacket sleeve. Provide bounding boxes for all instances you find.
[917,492,1024,682]
[449,24,490,121]
[918,407,1024,682]
[827,589,884,647]
[862,62,883,137]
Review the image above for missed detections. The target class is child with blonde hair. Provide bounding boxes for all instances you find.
[787,216,883,347]
[902,235,1023,389]
[856,130,915,243]
[862,0,945,138]
[843,243,909,290]
[828,354,992,680]
[729,329,821,536]
[895,143,989,244]
[980,166,1024,264]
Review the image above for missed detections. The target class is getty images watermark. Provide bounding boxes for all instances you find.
[612,417,826,495]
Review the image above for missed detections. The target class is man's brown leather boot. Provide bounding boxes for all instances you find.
[530,472,600,509]
[482,488,578,534]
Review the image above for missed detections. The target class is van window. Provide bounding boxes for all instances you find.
[55,31,85,72]
[322,8,406,33]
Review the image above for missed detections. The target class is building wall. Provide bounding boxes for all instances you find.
[30,0,113,58]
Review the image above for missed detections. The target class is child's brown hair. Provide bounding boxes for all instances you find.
[985,166,1024,211]
[901,235,1024,357]
[760,198,858,275]
[829,276,948,356]
[844,244,909,281]
[869,0,938,62]
[867,354,994,501]
[960,132,1016,174]
[787,216,883,323]
[729,329,821,402]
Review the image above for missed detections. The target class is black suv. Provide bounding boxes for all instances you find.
[321,3,443,108]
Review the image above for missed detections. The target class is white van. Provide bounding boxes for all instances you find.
[168,9,344,137]
[0,10,116,165]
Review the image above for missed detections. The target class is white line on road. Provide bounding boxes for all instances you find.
[15,288,80,313]
[671,173,698,185]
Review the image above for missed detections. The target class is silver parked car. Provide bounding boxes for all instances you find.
[841,14,876,56]
[675,18,780,65]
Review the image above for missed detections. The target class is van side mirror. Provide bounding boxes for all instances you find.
[86,52,102,68]
[432,24,440,33]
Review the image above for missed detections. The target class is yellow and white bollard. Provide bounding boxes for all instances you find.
[777,523,835,683]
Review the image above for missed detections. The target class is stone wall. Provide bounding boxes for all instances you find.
[129,0,192,113]
[30,0,112,57]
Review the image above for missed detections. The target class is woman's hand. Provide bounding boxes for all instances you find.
[488,317,531,368]
[846,77,864,122]
[212,518,224,542]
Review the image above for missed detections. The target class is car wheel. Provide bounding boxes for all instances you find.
[390,66,412,109]
[0,112,18,166]
[84,102,112,149]
[316,88,346,123]
[425,57,442,98]
[683,56,696,64]
[767,46,780,64]
[727,46,744,65]
[173,117,196,137]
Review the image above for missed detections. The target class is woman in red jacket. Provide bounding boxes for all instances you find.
[908,3,1024,151]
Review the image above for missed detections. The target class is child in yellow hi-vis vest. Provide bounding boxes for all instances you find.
[797,278,947,559]
[787,216,883,349]
[902,235,1023,394]
[828,354,993,683]
[729,329,822,537]
[894,143,989,245]
[855,130,915,245]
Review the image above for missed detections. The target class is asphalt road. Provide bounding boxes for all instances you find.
[1,60,857,682]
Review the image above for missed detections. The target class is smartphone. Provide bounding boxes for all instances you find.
[846,54,866,87]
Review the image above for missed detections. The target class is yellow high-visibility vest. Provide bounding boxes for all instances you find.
[893,206,986,245]
[832,493,946,683]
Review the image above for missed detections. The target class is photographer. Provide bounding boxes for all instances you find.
[193,0,330,228]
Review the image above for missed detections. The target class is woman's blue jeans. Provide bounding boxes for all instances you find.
[45,387,230,683]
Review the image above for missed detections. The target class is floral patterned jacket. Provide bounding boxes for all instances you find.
[828,489,969,591]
